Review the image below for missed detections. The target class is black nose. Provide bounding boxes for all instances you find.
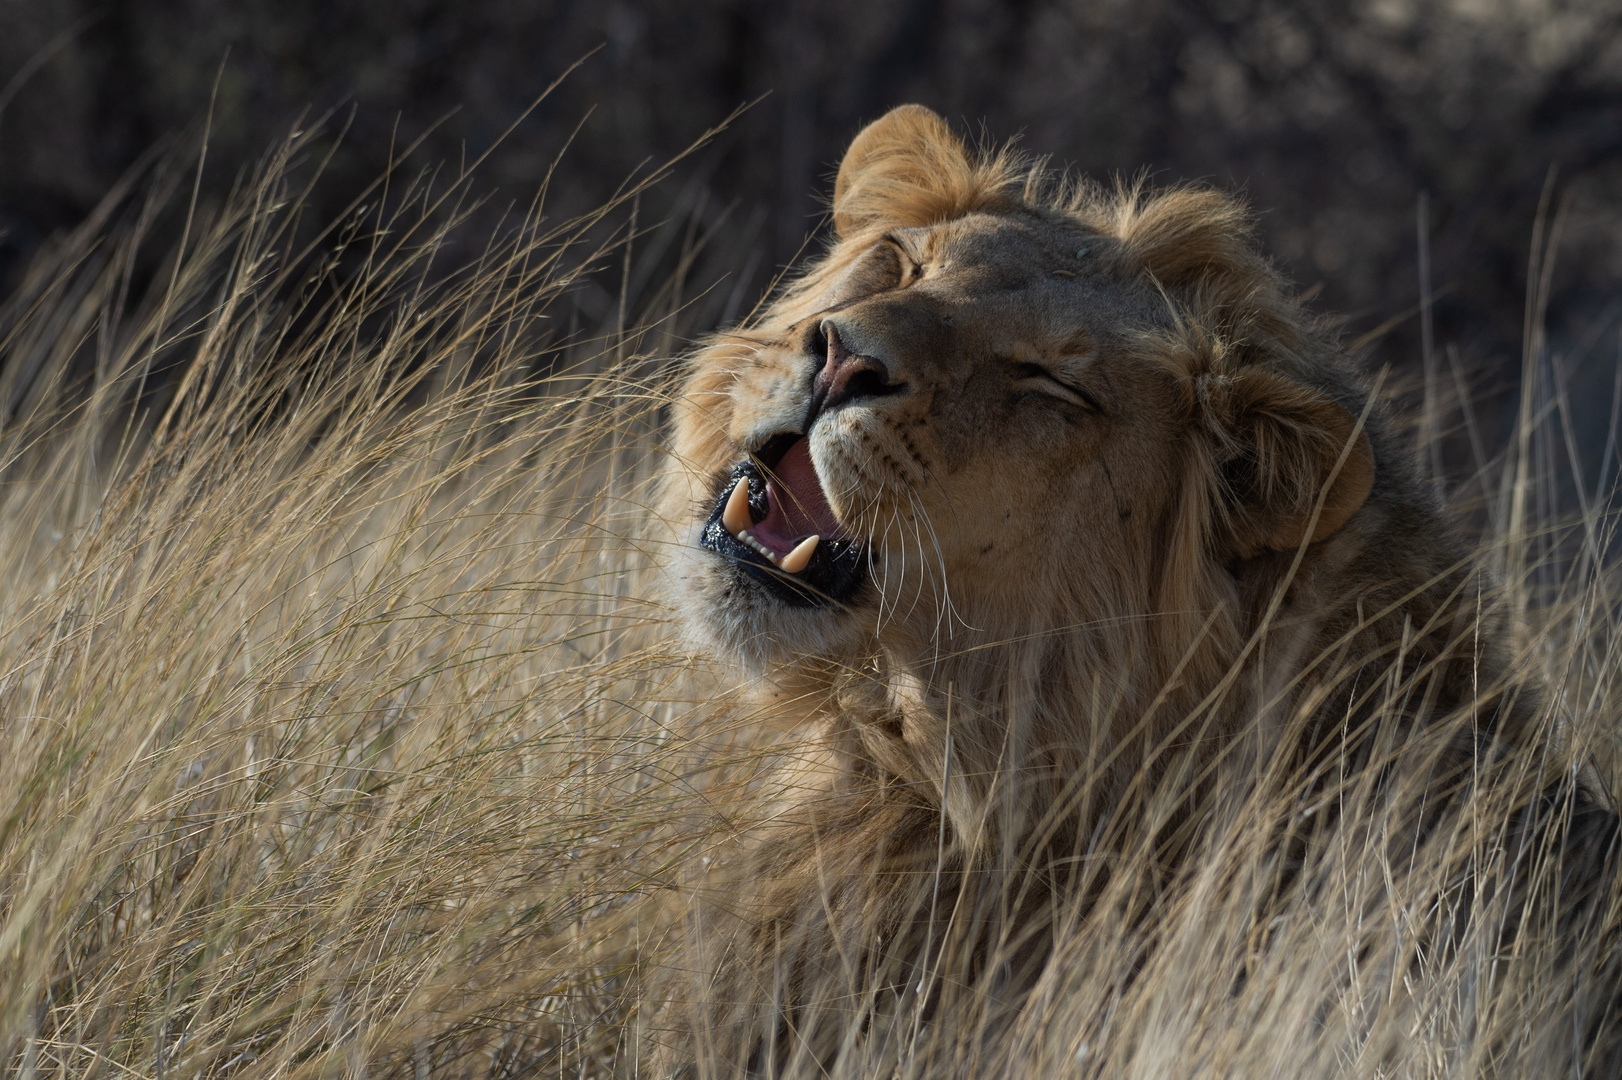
[812,320,900,414]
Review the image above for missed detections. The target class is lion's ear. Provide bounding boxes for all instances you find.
[833,105,995,238]
[1210,368,1374,558]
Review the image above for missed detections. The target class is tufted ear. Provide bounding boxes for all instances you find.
[832,104,1006,238]
[1205,367,1374,558]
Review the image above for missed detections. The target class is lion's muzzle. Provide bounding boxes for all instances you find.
[697,437,866,607]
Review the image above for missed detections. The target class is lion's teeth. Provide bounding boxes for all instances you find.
[779,534,819,574]
[736,529,778,563]
[722,477,752,535]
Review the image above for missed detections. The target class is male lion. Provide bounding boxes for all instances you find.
[658,105,1619,1076]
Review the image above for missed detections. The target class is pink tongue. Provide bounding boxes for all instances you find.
[752,437,841,555]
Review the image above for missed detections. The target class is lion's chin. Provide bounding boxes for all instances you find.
[672,535,872,672]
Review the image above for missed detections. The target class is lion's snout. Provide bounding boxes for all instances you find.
[808,320,904,419]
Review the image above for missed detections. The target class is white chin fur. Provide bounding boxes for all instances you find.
[668,533,869,672]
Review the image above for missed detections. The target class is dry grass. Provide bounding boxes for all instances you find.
[0,123,764,1079]
[1,123,1619,1079]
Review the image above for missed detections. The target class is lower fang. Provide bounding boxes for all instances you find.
[779,534,819,574]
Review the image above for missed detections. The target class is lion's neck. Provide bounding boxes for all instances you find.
[805,622,1220,847]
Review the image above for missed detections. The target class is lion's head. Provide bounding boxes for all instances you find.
[669,105,1380,739]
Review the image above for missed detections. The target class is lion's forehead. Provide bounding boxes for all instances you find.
[910,213,1090,284]
[803,216,1115,341]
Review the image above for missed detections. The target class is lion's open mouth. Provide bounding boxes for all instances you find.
[697,435,866,606]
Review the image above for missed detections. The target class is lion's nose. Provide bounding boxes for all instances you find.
[814,320,901,414]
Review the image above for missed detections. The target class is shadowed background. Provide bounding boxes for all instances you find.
[2,0,1621,454]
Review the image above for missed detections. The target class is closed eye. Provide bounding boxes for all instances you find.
[893,244,925,288]
[825,243,905,306]
[1012,362,1100,411]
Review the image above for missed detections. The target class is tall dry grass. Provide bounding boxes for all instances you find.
[0,121,1618,1079]
[0,121,773,1079]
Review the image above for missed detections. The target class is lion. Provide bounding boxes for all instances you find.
[655,105,1620,1076]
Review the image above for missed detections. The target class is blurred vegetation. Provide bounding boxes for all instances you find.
[1,0,1619,418]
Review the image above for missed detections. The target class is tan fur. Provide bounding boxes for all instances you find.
[656,106,1527,1074]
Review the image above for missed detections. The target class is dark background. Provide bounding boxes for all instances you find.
[2,0,1621,462]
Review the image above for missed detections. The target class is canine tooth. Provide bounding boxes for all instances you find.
[779,534,820,574]
[722,477,752,535]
